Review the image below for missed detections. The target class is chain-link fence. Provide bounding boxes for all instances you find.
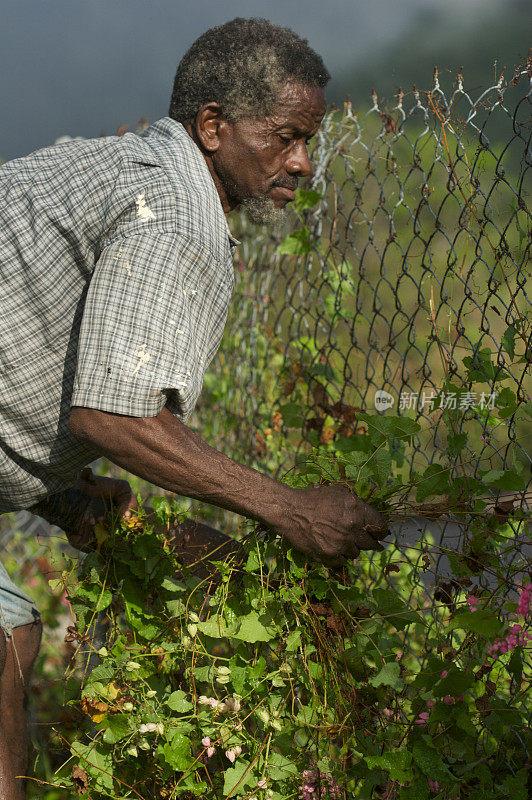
[198,60,531,506]
[193,60,532,616]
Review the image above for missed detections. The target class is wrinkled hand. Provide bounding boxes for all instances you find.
[67,468,138,551]
[274,484,389,566]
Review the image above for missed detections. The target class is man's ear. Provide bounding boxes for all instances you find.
[191,102,229,153]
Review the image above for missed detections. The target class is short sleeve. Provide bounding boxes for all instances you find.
[71,232,233,421]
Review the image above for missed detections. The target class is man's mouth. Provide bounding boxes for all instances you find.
[270,182,298,202]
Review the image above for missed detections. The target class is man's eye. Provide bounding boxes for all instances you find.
[277,134,293,144]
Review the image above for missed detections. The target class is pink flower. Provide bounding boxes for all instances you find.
[517,584,532,617]
[415,711,430,725]
[299,766,340,799]
[427,700,435,708]
[466,595,479,612]
[428,778,441,793]
[488,621,532,658]
[257,779,267,789]
[440,670,448,678]
[225,749,236,763]
[201,737,216,758]
[443,695,454,705]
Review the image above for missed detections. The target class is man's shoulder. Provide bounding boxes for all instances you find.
[135,118,235,261]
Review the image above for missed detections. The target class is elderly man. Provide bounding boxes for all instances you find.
[0,18,387,798]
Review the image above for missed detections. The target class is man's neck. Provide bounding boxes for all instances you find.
[184,123,234,214]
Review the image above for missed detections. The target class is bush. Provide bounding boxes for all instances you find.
[45,403,531,798]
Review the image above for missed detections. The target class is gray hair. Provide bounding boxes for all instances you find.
[169,17,330,124]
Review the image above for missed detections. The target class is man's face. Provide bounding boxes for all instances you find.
[212,82,327,224]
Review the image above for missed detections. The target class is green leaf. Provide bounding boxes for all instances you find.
[365,750,413,782]
[341,647,366,679]
[166,690,193,712]
[433,667,475,697]
[412,738,451,783]
[267,751,299,780]
[232,611,276,643]
[245,549,261,571]
[130,616,160,641]
[122,577,145,615]
[100,714,130,744]
[166,598,186,615]
[449,610,503,639]
[223,760,252,796]
[369,662,404,691]
[482,470,526,491]
[87,663,115,683]
[369,448,393,487]
[276,228,315,255]
[507,648,523,684]
[415,464,451,501]
[341,450,371,471]
[161,576,186,593]
[152,496,171,524]
[398,778,430,800]
[227,665,247,694]
[286,629,302,651]
[294,188,322,211]
[360,414,421,443]
[372,588,424,630]
[455,707,477,737]
[192,664,214,682]
[501,326,517,360]
[462,348,500,382]
[160,732,192,771]
[279,402,303,428]
[446,432,467,457]
[502,770,529,800]
[197,615,228,639]
[75,584,112,612]
[485,705,524,737]
[71,741,114,791]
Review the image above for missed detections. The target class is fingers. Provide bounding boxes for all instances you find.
[344,486,389,541]
[363,508,389,540]
[355,531,385,551]
[78,474,138,523]
[319,554,350,569]
[113,482,138,521]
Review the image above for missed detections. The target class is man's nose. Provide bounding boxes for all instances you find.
[285,141,313,178]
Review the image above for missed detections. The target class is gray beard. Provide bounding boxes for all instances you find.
[241,197,287,226]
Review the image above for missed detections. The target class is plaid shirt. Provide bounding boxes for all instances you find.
[0,119,238,513]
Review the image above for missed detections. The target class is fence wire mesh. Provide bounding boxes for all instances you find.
[196,62,531,598]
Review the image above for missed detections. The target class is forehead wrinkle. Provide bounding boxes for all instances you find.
[268,107,324,136]
[262,84,326,126]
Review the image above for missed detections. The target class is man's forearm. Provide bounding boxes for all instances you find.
[68,407,293,529]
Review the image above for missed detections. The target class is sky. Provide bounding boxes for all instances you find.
[1,0,499,162]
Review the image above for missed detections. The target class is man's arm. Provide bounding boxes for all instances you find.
[68,406,388,563]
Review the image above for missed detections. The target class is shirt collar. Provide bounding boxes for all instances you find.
[140,118,240,250]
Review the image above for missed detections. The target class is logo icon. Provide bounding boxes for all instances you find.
[374,390,395,412]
